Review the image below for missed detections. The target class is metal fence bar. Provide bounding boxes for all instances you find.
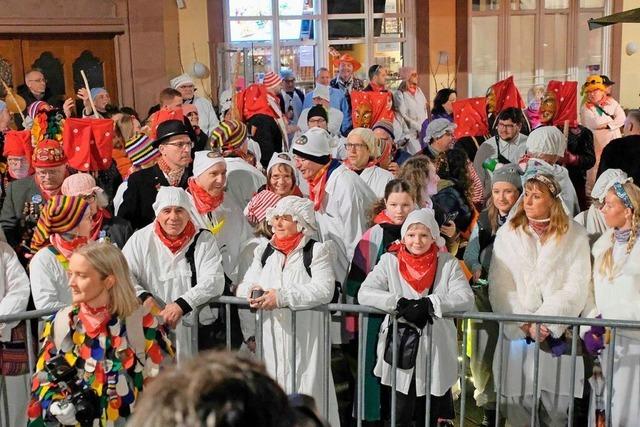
[1,375,8,427]
[531,324,541,427]
[324,311,330,421]
[256,309,264,361]
[424,322,433,426]
[356,312,364,426]
[290,310,297,393]
[605,327,617,427]
[25,318,35,376]
[494,322,504,427]
[390,316,398,427]
[460,321,468,427]
[225,303,232,350]
[567,324,579,427]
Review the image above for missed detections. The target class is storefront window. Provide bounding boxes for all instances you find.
[229,20,273,42]
[510,14,535,90]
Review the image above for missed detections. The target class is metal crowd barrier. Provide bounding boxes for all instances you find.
[3,300,640,427]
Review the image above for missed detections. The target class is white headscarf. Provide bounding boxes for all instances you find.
[266,196,317,236]
[401,208,445,248]
[591,168,632,203]
[193,150,226,178]
[526,126,567,157]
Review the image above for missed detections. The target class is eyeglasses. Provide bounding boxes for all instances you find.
[497,123,516,129]
[308,118,327,124]
[163,141,194,150]
[81,193,96,202]
[345,143,369,150]
[28,78,46,84]
[35,169,64,177]
[7,158,26,166]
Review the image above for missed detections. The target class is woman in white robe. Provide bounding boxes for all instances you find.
[489,173,591,427]
[237,196,340,426]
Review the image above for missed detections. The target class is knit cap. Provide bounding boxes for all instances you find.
[124,134,160,168]
[90,87,107,100]
[491,163,523,191]
[307,105,328,123]
[263,71,282,90]
[211,120,248,153]
[61,172,103,197]
[31,195,90,251]
[372,119,395,140]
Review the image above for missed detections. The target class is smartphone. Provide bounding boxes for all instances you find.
[444,211,458,224]
[251,289,265,300]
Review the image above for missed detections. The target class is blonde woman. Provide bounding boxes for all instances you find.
[489,173,591,426]
[583,180,640,426]
[27,242,173,426]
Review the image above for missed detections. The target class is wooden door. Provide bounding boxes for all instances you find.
[0,34,118,107]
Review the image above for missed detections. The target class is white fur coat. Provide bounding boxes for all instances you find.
[489,219,591,339]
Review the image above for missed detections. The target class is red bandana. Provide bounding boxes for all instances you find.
[78,303,111,338]
[154,220,196,254]
[50,234,90,260]
[373,210,395,225]
[388,242,438,294]
[271,232,304,256]
[528,218,550,238]
[90,208,112,242]
[157,157,185,187]
[307,162,332,211]
[187,178,224,214]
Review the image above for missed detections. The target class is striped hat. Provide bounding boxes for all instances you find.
[211,120,248,154]
[243,189,282,225]
[31,195,90,252]
[125,133,160,168]
[27,101,49,119]
[263,71,282,90]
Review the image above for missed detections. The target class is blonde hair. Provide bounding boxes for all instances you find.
[73,242,140,318]
[599,182,640,280]
[509,178,569,242]
[397,155,434,208]
[114,114,138,149]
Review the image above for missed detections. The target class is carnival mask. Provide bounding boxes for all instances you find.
[355,102,373,128]
[539,91,558,124]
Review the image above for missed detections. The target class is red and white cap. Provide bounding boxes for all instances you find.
[263,71,282,90]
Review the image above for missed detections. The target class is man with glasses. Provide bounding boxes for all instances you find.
[170,73,219,136]
[0,139,68,265]
[17,69,57,108]
[473,107,529,201]
[118,119,194,230]
[297,85,343,137]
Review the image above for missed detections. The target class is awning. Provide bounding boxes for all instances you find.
[588,8,640,30]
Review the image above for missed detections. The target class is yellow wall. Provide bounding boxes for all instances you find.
[620,0,640,109]
[427,0,457,103]
[162,0,213,101]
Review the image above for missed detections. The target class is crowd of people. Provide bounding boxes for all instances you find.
[0,58,638,427]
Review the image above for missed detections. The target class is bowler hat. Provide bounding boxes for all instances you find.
[152,119,191,148]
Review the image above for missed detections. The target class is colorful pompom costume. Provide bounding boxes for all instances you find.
[27,305,174,426]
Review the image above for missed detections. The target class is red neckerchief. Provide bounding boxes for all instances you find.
[584,96,609,110]
[154,220,196,254]
[373,210,395,225]
[34,174,64,201]
[50,234,89,259]
[307,162,332,211]
[271,232,304,256]
[90,208,112,242]
[187,177,224,214]
[388,242,438,294]
[528,218,550,238]
[407,85,417,95]
[78,303,112,338]
[157,157,185,187]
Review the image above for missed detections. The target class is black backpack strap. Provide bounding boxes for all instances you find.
[185,229,208,288]
[260,244,276,268]
[302,239,317,277]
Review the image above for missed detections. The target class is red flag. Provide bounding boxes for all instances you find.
[452,97,489,139]
[546,80,578,127]
[491,76,525,113]
[62,118,114,172]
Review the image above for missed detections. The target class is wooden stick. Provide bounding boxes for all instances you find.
[80,70,100,119]
[1,80,25,122]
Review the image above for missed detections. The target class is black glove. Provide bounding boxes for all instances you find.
[397,298,434,329]
[395,297,412,313]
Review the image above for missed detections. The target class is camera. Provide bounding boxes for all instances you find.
[45,355,101,427]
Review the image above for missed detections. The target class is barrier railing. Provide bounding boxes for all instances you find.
[3,300,640,427]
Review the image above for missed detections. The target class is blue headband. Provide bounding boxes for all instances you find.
[613,182,633,209]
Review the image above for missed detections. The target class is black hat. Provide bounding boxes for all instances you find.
[152,119,191,148]
[600,75,615,87]
[307,105,328,123]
